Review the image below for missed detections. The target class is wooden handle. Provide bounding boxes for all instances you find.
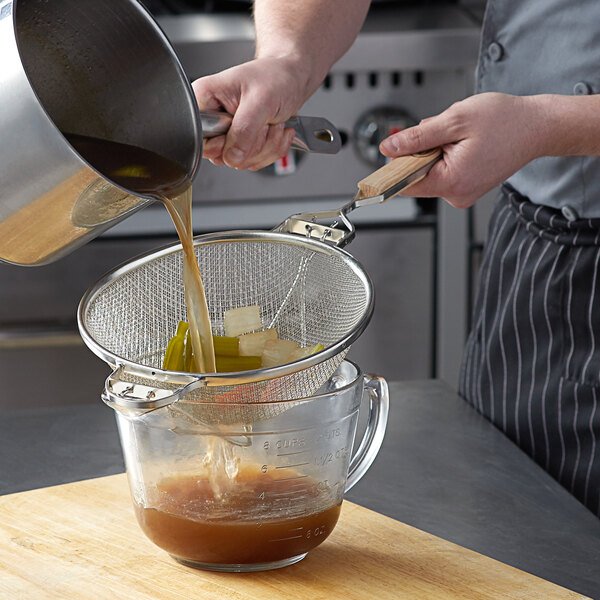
[357,148,442,199]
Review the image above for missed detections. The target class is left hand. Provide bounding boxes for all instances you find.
[192,57,310,170]
[379,92,548,208]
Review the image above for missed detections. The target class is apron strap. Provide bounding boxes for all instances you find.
[504,184,600,247]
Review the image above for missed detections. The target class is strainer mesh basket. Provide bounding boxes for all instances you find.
[80,233,372,417]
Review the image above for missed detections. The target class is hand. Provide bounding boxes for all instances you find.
[379,93,548,208]
[192,57,311,170]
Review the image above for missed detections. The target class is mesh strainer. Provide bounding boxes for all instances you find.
[78,230,373,424]
[77,148,441,424]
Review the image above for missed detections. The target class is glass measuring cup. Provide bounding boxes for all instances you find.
[111,360,388,572]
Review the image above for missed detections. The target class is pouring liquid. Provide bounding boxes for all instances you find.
[65,133,215,371]
[67,134,230,486]
[161,191,216,373]
[66,136,339,567]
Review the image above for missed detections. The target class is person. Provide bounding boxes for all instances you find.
[192,0,600,517]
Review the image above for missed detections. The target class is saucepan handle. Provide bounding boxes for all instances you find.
[344,373,390,493]
[198,110,342,154]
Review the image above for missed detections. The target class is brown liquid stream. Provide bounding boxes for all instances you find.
[66,133,216,371]
[65,136,337,566]
[161,190,216,372]
[135,471,342,566]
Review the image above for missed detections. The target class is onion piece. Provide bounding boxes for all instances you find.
[224,305,262,337]
[238,329,278,356]
[262,339,299,368]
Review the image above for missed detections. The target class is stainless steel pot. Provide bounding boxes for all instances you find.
[0,0,201,266]
[0,0,341,267]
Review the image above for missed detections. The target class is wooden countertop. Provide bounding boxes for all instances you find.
[0,473,589,600]
[1,380,599,598]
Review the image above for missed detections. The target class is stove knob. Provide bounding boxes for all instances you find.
[354,107,416,167]
[257,148,305,176]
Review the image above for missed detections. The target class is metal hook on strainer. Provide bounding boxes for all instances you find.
[78,149,441,424]
[276,148,441,247]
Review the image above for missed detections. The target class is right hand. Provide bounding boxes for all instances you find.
[192,57,311,171]
[378,92,547,208]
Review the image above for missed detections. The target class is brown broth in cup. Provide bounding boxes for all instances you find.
[134,471,342,566]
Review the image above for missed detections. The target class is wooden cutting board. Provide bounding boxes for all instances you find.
[0,474,589,600]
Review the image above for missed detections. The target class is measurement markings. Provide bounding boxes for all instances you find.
[276,450,308,457]
[273,475,309,482]
[273,481,310,489]
[275,462,309,469]
[270,488,310,497]
[269,491,308,500]
[269,535,304,542]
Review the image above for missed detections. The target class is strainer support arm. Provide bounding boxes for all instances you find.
[275,149,441,248]
[101,366,202,417]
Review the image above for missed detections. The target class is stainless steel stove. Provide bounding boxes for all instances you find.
[0,3,482,410]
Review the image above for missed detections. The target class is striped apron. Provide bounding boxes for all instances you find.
[459,185,600,517]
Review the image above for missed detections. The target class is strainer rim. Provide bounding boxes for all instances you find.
[77,229,374,386]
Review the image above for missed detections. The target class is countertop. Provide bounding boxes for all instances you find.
[1,380,599,598]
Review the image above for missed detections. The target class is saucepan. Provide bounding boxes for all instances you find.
[0,0,341,266]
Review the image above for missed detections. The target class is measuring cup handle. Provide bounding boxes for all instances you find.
[344,374,390,493]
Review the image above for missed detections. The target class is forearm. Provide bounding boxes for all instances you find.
[529,94,600,157]
[374,91,600,208]
[193,0,370,169]
[253,0,370,98]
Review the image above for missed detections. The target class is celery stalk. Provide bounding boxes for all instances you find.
[215,355,262,373]
[213,336,240,357]
[162,321,189,371]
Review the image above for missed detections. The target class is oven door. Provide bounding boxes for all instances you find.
[0,236,170,411]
